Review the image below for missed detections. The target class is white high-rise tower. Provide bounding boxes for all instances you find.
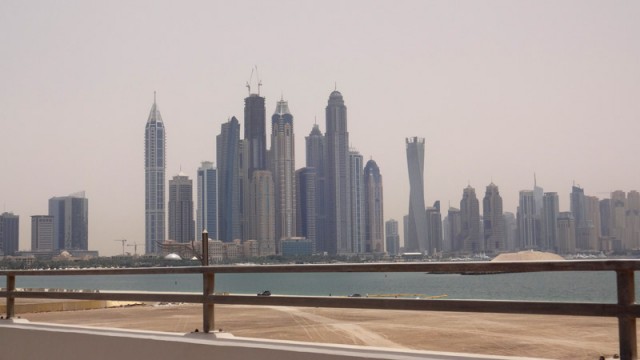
[144,93,166,254]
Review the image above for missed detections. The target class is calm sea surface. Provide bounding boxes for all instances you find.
[0,271,628,303]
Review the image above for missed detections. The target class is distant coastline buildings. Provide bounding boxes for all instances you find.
[5,84,640,260]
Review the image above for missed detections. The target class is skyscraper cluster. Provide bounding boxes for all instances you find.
[439,178,640,255]
[145,82,385,257]
[0,192,90,258]
[26,192,90,255]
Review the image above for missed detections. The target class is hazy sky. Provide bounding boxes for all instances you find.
[1,1,639,256]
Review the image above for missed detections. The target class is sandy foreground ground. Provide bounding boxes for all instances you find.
[11,300,624,360]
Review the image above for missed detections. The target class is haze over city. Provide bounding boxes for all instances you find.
[1,0,639,256]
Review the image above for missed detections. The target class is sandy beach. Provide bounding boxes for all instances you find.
[17,301,622,359]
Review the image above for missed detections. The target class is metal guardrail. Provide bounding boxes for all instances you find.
[1,260,639,359]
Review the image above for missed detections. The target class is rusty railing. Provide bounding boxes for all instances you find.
[1,260,639,359]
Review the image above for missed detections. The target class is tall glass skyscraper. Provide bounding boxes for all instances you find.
[364,159,384,253]
[271,98,296,243]
[145,94,166,254]
[349,149,364,254]
[460,186,481,253]
[483,183,505,253]
[541,192,559,251]
[296,167,316,251]
[168,173,194,243]
[197,161,217,239]
[517,190,538,249]
[243,87,274,254]
[305,124,327,253]
[216,117,241,242]
[325,90,351,255]
[244,94,267,177]
[405,137,427,253]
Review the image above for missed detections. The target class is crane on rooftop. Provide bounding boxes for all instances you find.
[246,66,262,95]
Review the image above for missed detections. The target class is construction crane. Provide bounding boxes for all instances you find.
[245,66,262,95]
[127,242,141,257]
[114,239,127,256]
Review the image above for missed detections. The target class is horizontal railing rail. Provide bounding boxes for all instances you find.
[1,260,639,359]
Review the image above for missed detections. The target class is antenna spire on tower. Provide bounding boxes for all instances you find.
[153,91,156,104]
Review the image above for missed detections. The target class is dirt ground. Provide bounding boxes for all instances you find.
[19,302,623,360]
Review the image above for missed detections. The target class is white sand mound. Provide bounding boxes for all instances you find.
[491,250,565,262]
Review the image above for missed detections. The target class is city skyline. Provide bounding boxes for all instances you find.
[2,1,639,255]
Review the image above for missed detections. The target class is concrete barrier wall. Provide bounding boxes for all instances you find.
[0,320,539,360]
[0,300,139,314]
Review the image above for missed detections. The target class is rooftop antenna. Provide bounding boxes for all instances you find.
[334,81,337,91]
[154,91,156,104]
[534,172,537,187]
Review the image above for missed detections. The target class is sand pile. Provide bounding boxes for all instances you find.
[491,250,565,262]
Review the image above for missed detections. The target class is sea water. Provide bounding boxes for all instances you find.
[1,271,623,303]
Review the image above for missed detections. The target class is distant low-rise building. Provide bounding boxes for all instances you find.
[557,212,576,254]
[0,212,19,256]
[49,192,89,251]
[31,215,54,252]
[385,219,400,256]
[281,238,313,257]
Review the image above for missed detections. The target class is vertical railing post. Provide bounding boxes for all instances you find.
[617,269,637,360]
[203,271,214,333]
[201,230,214,333]
[202,230,209,267]
[6,274,15,319]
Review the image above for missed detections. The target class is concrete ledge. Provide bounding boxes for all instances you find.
[0,300,140,314]
[0,319,549,360]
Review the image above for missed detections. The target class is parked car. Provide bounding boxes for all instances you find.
[257,290,271,296]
